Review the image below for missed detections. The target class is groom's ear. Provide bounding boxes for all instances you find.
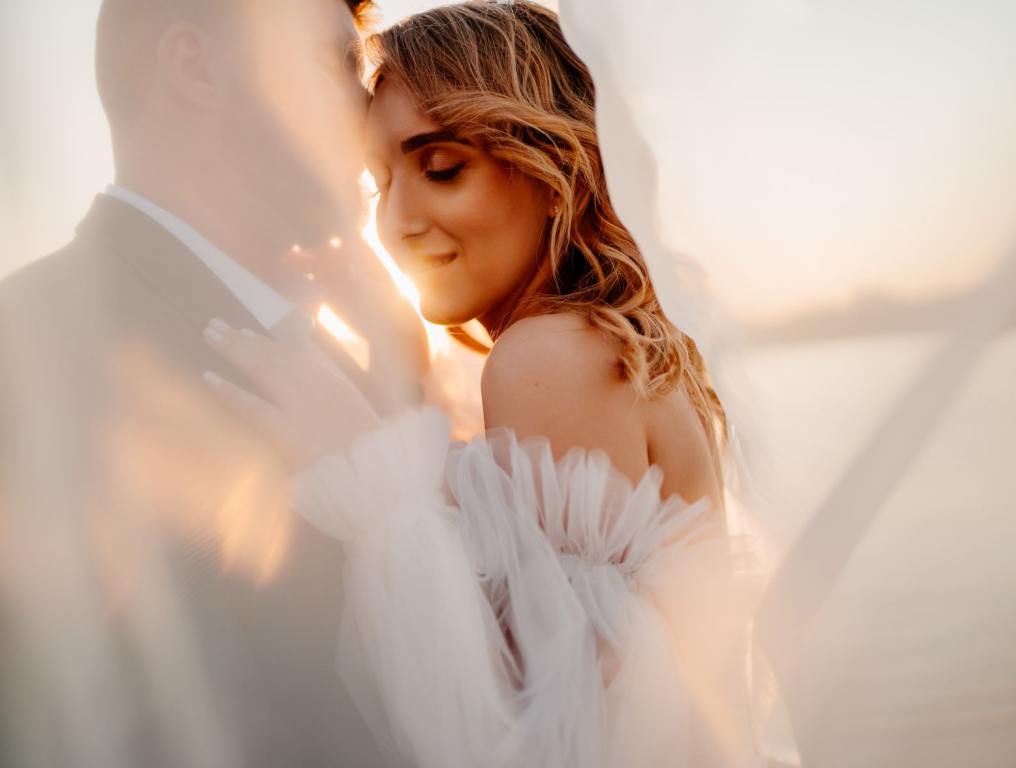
[156,22,219,112]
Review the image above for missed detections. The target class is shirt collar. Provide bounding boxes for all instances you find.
[105,184,296,331]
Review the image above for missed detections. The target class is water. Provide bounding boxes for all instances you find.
[742,331,1016,766]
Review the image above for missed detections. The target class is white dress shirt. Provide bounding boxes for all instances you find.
[106,184,296,331]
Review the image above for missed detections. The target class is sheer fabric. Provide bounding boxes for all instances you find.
[556,2,1016,765]
[295,407,761,768]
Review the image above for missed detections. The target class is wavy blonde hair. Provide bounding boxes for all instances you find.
[368,0,726,450]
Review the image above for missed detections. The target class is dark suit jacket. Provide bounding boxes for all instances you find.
[0,196,406,767]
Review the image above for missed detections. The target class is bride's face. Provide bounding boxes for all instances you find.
[366,80,553,327]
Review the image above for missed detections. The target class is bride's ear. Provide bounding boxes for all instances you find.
[157,23,218,110]
[548,194,563,219]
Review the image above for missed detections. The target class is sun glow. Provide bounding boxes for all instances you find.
[316,304,371,371]
[358,170,452,356]
[312,173,453,367]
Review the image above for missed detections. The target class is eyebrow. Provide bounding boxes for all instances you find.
[400,131,473,154]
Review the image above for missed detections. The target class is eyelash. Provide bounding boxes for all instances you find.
[366,155,465,198]
[424,162,466,183]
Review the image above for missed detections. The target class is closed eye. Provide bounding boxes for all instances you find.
[424,162,466,182]
[421,146,467,183]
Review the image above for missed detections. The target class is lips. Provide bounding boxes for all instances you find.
[410,252,457,274]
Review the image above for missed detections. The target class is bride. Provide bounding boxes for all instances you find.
[205,2,759,766]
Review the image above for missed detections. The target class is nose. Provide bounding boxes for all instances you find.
[377,176,428,253]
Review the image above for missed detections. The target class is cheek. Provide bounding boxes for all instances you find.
[223,69,356,190]
[276,73,361,165]
[376,163,549,325]
[450,172,549,283]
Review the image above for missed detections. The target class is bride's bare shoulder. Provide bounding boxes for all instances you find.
[481,313,647,475]
[487,312,605,361]
[482,312,619,393]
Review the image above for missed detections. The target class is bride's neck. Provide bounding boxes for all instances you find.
[479,255,556,341]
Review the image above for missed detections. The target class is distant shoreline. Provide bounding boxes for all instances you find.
[747,291,1015,345]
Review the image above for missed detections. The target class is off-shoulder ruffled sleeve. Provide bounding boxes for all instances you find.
[293,407,760,768]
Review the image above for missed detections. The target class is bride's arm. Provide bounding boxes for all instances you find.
[477,315,756,767]
[201,321,539,767]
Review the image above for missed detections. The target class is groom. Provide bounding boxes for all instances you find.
[0,1,422,765]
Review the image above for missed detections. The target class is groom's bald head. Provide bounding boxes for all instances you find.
[95,0,373,255]
[96,0,372,131]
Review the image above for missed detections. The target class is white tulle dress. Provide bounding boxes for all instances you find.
[294,407,762,768]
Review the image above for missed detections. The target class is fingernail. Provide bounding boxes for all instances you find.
[240,328,258,338]
[203,370,223,387]
[203,326,224,344]
[209,318,230,332]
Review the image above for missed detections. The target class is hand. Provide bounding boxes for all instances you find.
[280,238,431,381]
[202,318,381,468]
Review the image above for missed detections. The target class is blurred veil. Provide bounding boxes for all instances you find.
[557,0,1016,765]
[1,1,413,766]
[2,1,1016,767]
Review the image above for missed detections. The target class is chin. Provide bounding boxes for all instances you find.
[418,294,483,327]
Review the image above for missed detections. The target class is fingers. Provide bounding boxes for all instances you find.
[203,319,280,381]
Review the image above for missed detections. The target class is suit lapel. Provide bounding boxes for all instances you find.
[71,194,273,400]
[74,194,415,415]
[77,194,265,338]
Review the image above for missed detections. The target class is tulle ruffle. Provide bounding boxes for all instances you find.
[293,407,760,767]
